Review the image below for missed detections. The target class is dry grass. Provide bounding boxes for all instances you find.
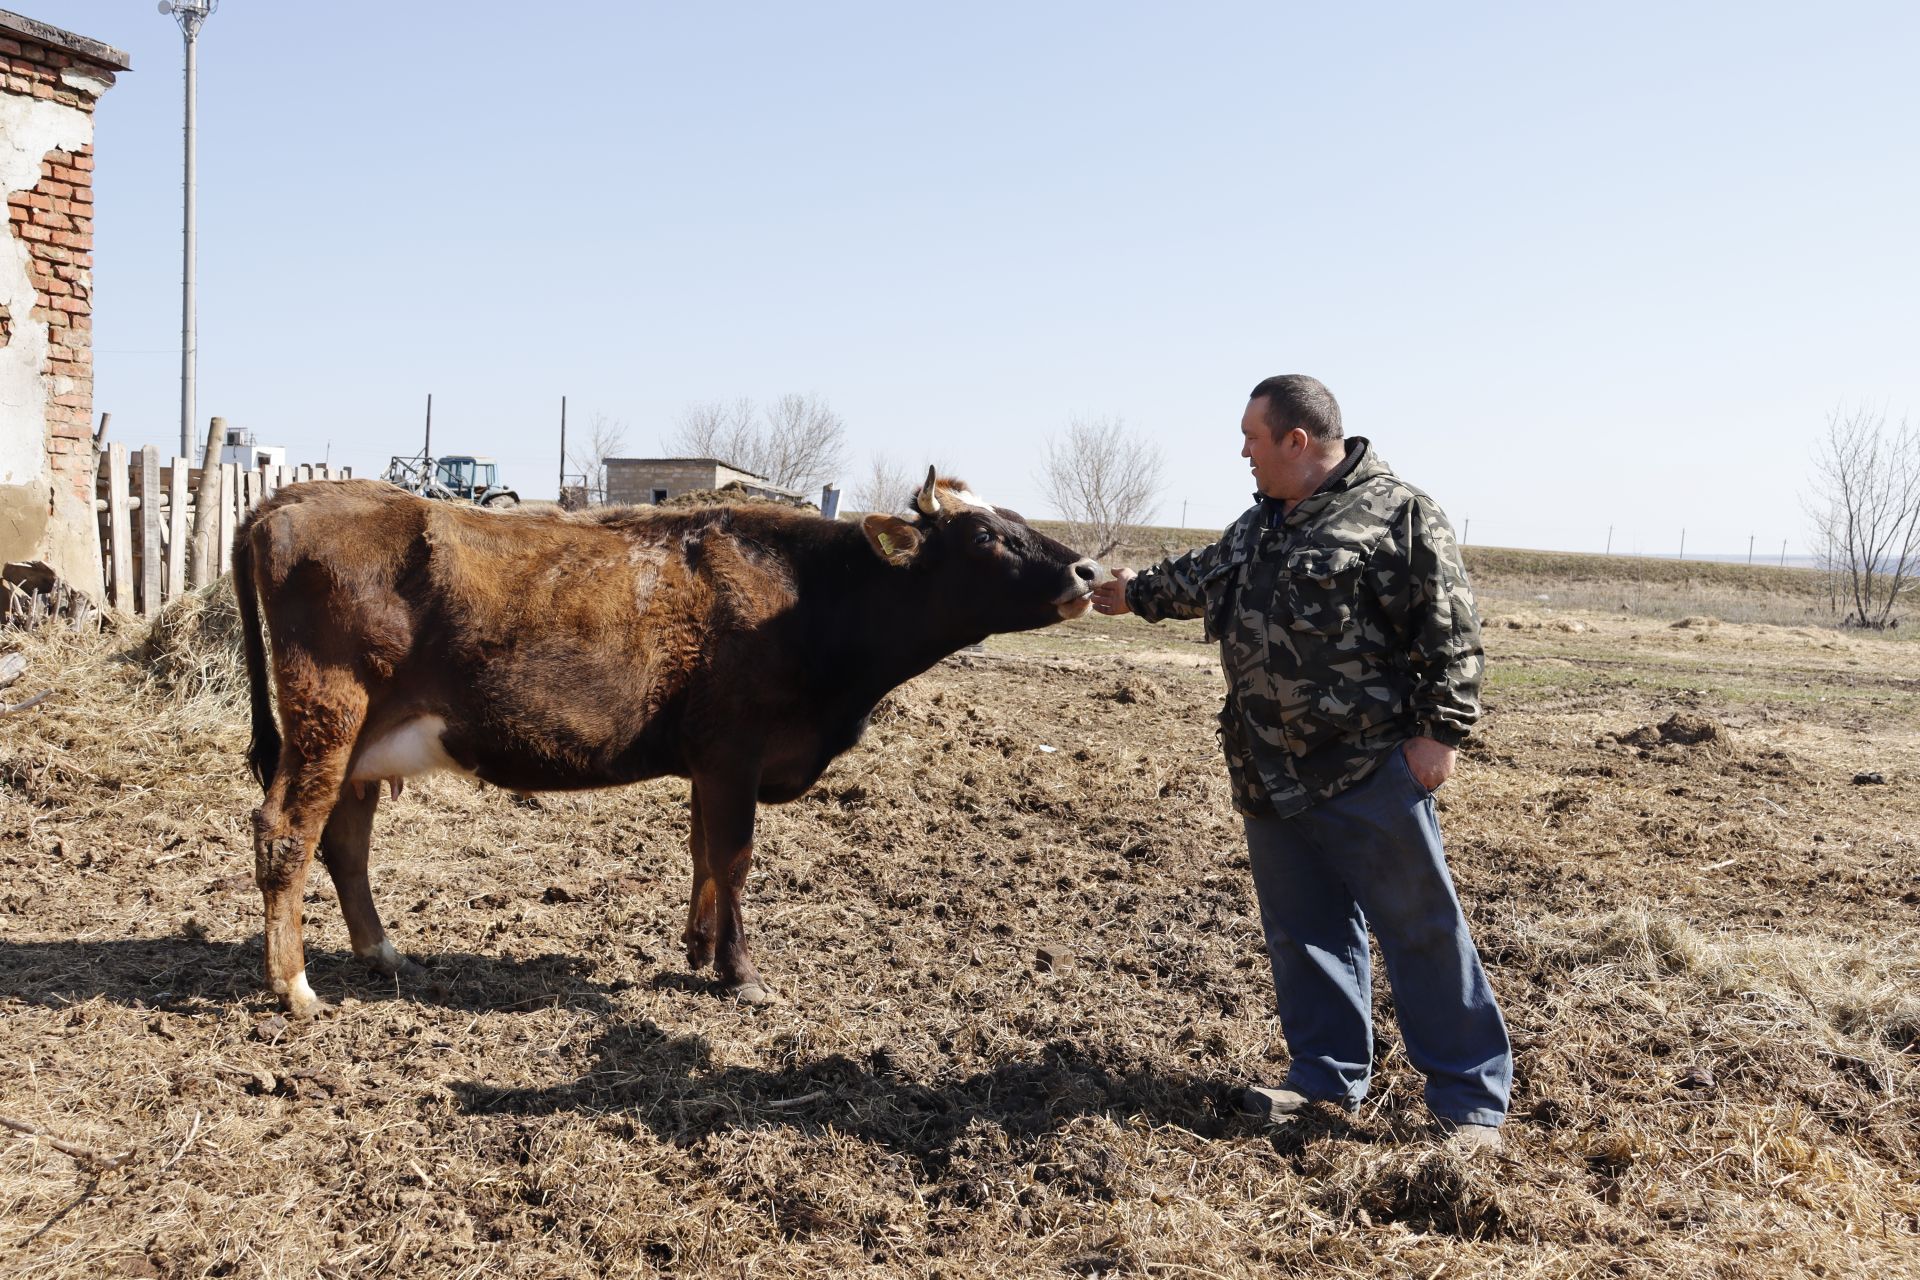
[1,581,1917,1278]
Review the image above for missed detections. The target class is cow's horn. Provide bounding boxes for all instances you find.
[914,466,940,517]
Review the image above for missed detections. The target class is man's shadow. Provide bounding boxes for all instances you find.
[450,1016,1248,1170]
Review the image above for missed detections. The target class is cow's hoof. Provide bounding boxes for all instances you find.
[728,980,774,1006]
[278,971,327,1020]
[685,943,714,972]
[359,941,426,982]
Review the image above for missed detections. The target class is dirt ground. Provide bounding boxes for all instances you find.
[2,582,1917,1278]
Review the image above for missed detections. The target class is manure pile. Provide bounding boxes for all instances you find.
[1,597,1917,1278]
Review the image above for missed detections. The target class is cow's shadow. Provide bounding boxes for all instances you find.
[2,936,1319,1162]
[449,1020,1264,1167]
[0,935,619,1016]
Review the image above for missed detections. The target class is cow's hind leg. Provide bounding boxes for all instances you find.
[682,783,717,971]
[255,687,366,1017]
[319,784,420,981]
[693,768,770,1005]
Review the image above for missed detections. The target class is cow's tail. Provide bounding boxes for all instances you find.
[232,513,280,791]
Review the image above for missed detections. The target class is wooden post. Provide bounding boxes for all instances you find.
[189,416,225,588]
[216,464,239,576]
[244,468,262,515]
[166,458,189,603]
[296,463,313,484]
[106,442,132,611]
[138,447,163,616]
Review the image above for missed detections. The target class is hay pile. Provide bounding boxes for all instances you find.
[1,597,1917,1278]
[658,481,818,512]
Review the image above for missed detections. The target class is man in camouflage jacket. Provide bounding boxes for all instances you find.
[1094,374,1511,1150]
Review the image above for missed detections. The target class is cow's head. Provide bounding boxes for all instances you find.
[862,468,1100,632]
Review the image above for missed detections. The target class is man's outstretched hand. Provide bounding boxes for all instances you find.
[1092,568,1136,616]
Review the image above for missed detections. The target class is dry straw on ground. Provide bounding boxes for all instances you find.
[1,578,1917,1278]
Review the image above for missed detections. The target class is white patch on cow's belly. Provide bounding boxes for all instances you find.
[350,716,471,784]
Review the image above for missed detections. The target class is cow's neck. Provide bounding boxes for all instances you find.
[812,529,985,705]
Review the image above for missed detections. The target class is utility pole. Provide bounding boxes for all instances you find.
[558,395,567,501]
[1748,534,1755,565]
[160,1,218,459]
[1461,517,1470,545]
[423,393,433,458]
[1678,528,1686,562]
[1780,540,1788,567]
[1606,525,1614,556]
[1180,499,1187,528]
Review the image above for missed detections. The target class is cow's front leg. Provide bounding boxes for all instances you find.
[682,783,717,971]
[691,767,770,1004]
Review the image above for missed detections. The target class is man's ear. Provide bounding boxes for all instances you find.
[861,514,924,566]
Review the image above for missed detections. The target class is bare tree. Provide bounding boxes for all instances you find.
[1806,405,1920,628]
[565,412,628,504]
[850,452,918,515]
[667,393,847,493]
[1038,416,1165,560]
[671,398,757,469]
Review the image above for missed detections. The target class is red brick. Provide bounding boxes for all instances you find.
[41,180,72,200]
[33,211,72,233]
[51,231,86,249]
[0,38,22,56]
[70,187,92,206]
[71,152,93,171]
[17,222,50,243]
[68,315,89,330]
[51,295,84,312]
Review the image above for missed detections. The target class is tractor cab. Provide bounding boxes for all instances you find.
[430,456,518,508]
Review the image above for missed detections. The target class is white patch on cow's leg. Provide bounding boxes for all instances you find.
[275,970,323,1018]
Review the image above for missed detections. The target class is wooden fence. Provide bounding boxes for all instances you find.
[93,443,352,618]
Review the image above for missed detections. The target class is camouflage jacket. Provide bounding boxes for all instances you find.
[1126,438,1483,817]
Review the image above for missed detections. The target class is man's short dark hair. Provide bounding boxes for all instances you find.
[1249,374,1342,443]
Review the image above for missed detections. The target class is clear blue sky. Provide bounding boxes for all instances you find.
[23,1,1920,556]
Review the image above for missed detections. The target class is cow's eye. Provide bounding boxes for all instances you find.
[973,529,995,548]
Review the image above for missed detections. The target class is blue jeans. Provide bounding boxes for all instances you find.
[1244,746,1511,1126]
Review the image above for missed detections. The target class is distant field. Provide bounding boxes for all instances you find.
[1033,521,1859,630]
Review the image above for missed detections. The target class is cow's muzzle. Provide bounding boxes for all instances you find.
[1055,558,1103,617]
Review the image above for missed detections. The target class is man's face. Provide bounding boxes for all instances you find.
[1240,398,1300,499]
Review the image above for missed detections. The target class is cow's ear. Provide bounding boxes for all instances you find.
[861,514,924,566]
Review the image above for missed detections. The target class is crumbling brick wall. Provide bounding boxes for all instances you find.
[0,15,126,604]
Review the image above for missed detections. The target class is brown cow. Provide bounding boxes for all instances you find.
[233,469,1098,1015]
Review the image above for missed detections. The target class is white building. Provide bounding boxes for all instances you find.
[217,424,287,471]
